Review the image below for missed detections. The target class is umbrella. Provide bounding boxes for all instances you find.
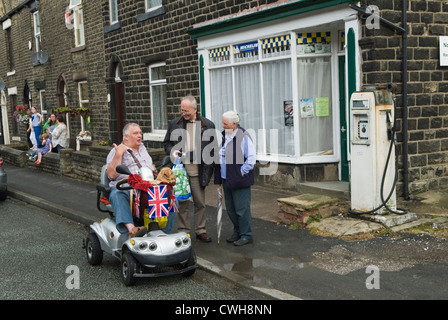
[216,186,223,244]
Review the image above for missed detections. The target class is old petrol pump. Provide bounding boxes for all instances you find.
[350,88,397,215]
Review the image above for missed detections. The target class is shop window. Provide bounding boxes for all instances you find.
[206,29,340,162]
[209,67,232,128]
[262,34,291,58]
[298,57,333,156]
[262,59,293,156]
[209,46,230,66]
[296,32,331,55]
[234,41,259,63]
[338,31,345,52]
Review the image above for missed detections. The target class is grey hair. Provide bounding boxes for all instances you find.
[222,110,240,125]
[122,123,140,136]
[181,95,197,110]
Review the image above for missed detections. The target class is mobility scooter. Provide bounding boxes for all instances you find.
[85,163,196,286]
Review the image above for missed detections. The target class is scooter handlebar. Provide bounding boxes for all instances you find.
[116,178,133,190]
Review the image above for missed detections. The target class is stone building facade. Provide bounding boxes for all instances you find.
[358,0,448,196]
[1,0,448,197]
[0,0,108,147]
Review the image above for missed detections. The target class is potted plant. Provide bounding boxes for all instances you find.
[13,105,30,125]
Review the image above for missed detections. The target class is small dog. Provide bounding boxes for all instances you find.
[154,167,177,184]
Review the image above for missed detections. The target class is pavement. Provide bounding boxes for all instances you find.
[3,162,448,300]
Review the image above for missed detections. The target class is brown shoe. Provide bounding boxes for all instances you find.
[196,233,212,243]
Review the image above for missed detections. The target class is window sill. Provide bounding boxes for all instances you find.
[143,132,166,142]
[104,22,121,34]
[71,45,86,53]
[137,6,166,22]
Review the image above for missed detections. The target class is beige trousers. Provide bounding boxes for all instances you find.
[177,176,207,235]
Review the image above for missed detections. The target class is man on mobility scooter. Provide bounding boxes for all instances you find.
[106,123,154,237]
[86,123,196,286]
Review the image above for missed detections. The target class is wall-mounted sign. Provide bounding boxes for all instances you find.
[234,41,258,53]
[440,36,448,66]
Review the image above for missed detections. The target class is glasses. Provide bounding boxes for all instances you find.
[181,109,192,114]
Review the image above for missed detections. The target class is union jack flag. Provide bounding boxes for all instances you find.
[135,185,176,219]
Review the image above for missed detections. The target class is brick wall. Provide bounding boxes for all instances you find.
[359,0,448,194]
[0,0,108,144]
[2,0,448,195]
[102,0,286,147]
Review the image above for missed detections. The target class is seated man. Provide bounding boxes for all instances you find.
[106,123,154,238]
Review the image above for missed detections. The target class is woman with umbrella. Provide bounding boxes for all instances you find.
[214,110,256,246]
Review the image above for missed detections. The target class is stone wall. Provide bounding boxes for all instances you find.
[0,142,339,192]
[359,0,448,194]
[0,0,108,144]
[0,144,166,185]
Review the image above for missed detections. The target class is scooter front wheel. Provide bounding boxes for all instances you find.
[121,252,137,286]
[86,233,103,265]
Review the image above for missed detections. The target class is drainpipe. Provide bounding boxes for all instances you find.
[401,0,409,200]
[350,2,409,200]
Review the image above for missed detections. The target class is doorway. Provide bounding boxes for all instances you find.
[339,56,349,182]
[108,57,125,144]
[0,90,10,144]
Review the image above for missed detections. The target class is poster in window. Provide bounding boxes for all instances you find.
[315,97,329,117]
[284,100,293,126]
[300,98,314,118]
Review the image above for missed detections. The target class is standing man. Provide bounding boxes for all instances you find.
[163,95,217,242]
[106,123,154,238]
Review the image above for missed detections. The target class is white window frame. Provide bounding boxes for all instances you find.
[146,62,167,141]
[33,11,41,52]
[3,19,15,74]
[198,5,354,165]
[109,0,118,25]
[39,90,47,117]
[145,0,163,12]
[69,1,85,47]
[78,81,89,131]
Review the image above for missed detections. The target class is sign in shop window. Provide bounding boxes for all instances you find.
[262,34,291,57]
[234,41,259,62]
[297,32,331,54]
[209,46,230,66]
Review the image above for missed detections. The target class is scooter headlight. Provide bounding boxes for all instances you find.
[149,242,157,251]
[138,242,148,250]
[175,239,182,248]
[182,237,190,245]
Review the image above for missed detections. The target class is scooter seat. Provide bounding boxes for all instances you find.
[97,165,115,216]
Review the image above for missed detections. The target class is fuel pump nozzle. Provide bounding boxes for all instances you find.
[386,111,393,141]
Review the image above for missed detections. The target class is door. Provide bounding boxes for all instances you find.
[114,81,125,143]
[339,56,349,182]
[0,90,7,144]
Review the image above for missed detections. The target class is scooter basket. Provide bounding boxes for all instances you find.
[134,185,177,228]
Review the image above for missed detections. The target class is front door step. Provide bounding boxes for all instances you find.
[277,193,340,227]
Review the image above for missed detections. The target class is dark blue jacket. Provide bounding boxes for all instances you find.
[214,127,254,189]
